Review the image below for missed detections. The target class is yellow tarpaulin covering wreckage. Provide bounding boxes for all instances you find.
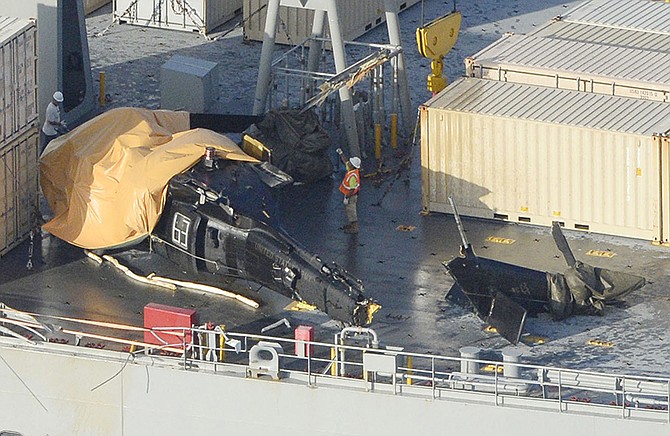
[39,107,258,250]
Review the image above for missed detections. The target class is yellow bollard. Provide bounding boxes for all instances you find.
[330,347,337,376]
[374,123,382,160]
[406,355,413,385]
[390,113,398,149]
[218,324,226,362]
[129,344,136,353]
[99,71,106,107]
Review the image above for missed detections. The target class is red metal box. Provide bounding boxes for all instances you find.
[143,303,198,348]
[294,325,314,357]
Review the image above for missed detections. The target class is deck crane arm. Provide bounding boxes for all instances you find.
[416,9,462,94]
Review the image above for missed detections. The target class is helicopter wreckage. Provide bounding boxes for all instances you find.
[444,199,647,344]
[39,107,379,326]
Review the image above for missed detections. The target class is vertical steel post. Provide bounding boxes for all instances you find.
[99,71,106,107]
[383,0,412,133]
[373,66,382,160]
[306,10,326,101]
[406,355,413,385]
[325,0,360,157]
[253,0,281,115]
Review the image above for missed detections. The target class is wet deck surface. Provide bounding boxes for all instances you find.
[1,1,669,377]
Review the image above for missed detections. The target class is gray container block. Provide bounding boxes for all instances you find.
[160,55,220,113]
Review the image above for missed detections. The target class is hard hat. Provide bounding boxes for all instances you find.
[349,157,361,169]
[53,91,64,102]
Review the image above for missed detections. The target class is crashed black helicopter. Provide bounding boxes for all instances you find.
[39,108,379,326]
[151,157,379,326]
[444,198,646,344]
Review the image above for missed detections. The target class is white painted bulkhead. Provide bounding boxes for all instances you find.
[0,338,667,436]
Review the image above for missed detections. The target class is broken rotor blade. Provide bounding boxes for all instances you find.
[551,222,577,267]
[449,197,471,253]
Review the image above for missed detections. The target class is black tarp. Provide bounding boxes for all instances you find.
[250,109,334,183]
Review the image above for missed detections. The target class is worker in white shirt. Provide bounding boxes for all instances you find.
[41,91,66,151]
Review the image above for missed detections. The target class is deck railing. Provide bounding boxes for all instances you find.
[153,326,670,424]
[2,311,668,424]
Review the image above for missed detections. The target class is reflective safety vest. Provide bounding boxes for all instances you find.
[339,168,360,197]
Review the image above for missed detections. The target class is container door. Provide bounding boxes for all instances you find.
[658,134,670,244]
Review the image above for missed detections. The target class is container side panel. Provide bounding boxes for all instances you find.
[0,126,38,257]
[243,0,419,45]
[114,0,241,33]
[0,18,38,144]
[422,106,658,240]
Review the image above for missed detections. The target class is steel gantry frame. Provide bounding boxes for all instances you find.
[253,0,412,157]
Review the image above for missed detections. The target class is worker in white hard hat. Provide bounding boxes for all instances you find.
[336,148,361,234]
[41,91,66,151]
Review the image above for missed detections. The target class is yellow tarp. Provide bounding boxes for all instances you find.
[40,107,258,249]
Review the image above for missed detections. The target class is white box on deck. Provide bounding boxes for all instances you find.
[160,55,220,113]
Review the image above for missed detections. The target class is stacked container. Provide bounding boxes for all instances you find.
[0,16,39,257]
[421,0,670,241]
[243,0,420,45]
[114,0,242,34]
[465,34,670,102]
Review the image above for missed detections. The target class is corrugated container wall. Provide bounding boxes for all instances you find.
[0,17,38,144]
[549,0,670,34]
[465,34,670,102]
[114,0,242,34]
[420,78,670,242]
[243,0,419,45]
[0,127,39,257]
[529,19,670,53]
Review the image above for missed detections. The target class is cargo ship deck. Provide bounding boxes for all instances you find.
[1,0,669,380]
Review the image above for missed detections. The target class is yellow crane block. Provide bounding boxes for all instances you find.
[416,10,462,94]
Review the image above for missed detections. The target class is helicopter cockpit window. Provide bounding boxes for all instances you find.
[172,213,191,249]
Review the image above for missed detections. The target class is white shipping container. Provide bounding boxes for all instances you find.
[243,0,419,45]
[114,0,242,34]
[0,125,39,257]
[555,0,670,34]
[529,19,670,53]
[465,34,670,102]
[0,16,38,144]
[420,78,670,242]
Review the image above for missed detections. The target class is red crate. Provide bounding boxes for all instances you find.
[144,303,198,348]
[294,325,314,357]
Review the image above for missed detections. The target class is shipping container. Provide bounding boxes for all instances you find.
[114,0,242,34]
[465,34,670,102]
[0,16,38,145]
[529,19,670,53]
[243,0,419,45]
[551,0,670,35]
[0,125,39,257]
[420,78,670,242]
[84,0,111,15]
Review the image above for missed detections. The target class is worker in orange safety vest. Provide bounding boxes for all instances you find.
[336,148,361,234]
